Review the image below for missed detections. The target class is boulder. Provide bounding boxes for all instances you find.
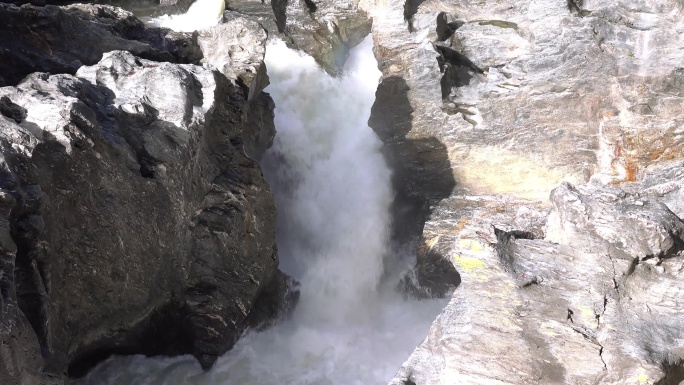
[0,3,200,87]
[0,46,288,385]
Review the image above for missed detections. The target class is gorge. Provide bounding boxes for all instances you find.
[75,34,449,385]
[1,0,684,384]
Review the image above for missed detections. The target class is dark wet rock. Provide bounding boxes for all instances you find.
[245,270,300,329]
[225,0,372,75]
[6,0,190,16]
[0,96,27,123]
[368,74,459,299]
[0,3,200,87]
[398,250,460,299]
[0,46,290,383]
[194,16,276,161]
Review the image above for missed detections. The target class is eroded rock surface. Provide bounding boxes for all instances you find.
[386,166,684,385]
[0,3,203,87]
[225,0,372,74]
[0,5,293,384]
[359,0,684,383]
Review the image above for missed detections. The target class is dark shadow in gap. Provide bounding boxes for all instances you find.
[368,75,460,299]
[656,359,684,385]
[435,12,464,42]
[403,0,425,32]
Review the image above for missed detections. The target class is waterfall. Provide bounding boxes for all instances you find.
[76,22,447,385]
[146,0,224,32]
[261,37,391,323]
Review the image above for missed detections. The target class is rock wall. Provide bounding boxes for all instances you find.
[0,3,202,87]
[5,0,194,16]
[360,0,684,383]
[224,0,372,75]
[0,5,294,384]
[3,0,684,383]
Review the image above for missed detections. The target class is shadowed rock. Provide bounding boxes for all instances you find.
[369,75,460,299]
[0,39,294,385]
[0,3,201,87]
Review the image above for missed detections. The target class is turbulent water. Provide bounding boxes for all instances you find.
[145,0,224,32]
[77,5,447,385]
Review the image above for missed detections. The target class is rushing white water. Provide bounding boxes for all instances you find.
[146,0,224,32]
[76,32,447,385]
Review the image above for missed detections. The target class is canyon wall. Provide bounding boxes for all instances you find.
[0,5,296,384]
[2,0,684,384]
[361,0,684,383]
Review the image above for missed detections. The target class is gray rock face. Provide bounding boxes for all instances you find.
[6,0,192,16]
[385,167,684,385]
[366,0,684,200]
[0,8,291,384]
[2,0,683,383]
[0,3,201,87]
[195,17,276,159]
[359,0,684,383]
[225,0,372,74]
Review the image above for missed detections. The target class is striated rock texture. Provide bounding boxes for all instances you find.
[385,167,684,385]
[359,0,684,383]
[0,5,293,385]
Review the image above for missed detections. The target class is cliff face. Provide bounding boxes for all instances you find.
[0,5,293,384]
[0,3,202,87]
[361,0,684,383]
[2,0,684,383]
[224,0,372,75]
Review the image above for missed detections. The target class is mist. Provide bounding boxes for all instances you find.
[76,36,446,385]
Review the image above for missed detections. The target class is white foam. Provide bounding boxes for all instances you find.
[76,36,447,385]
[148,0,224,32]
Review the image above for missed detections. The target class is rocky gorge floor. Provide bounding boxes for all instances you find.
[0,0,683,384]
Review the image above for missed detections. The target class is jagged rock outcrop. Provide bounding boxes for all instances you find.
[0,3,206,87]
[6,0,193,16]
[386,165,684,385]
[0,5,294,385]
[195,17,276,158]
[224,0,372,74]
[2,0,683,383]
[359,0,684,383]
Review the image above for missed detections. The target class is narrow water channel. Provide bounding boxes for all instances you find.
[76,7,447,385]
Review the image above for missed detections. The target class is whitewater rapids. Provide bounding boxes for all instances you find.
[77,9,447,385]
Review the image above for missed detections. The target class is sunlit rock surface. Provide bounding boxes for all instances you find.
[224,0,372,75]
[2,0,684,383]
[359,0,684,383]
[0,7,291,384]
